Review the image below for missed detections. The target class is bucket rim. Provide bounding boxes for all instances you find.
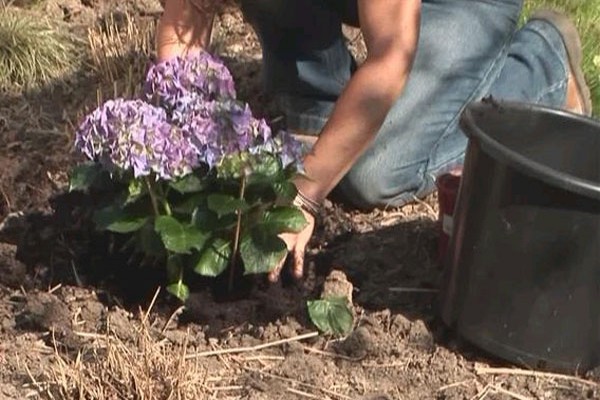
[460,99,600,201]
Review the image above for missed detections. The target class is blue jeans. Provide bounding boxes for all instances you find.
[241,0,569,208]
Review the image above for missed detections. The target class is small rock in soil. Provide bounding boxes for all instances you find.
[0,212,28,245]
[16,292,71,333]
[284,340,304,355]
[391,313,413,335]
[105,308,136,342]
[336,326,374,359]
[0,244,27,288]
[277,323,297,339]
[407,319,435,351]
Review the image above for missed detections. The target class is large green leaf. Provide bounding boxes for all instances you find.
[169,174,207,194]
[240,229,287,274]
[138,223,165,257]
[262,206,307,234]
[307,297,354,336]
[207,194,249,217]
[93,206,148,233]
[154,216,208,254]
[191,207,220,231]
[193,238,231,277]
[69,162,102,193]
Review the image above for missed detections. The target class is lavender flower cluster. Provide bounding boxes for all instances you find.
[75,52,304,181]
[144,52,236,109]
[75,99,199,179]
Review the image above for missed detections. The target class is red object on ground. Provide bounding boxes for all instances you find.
[436,172,462,265]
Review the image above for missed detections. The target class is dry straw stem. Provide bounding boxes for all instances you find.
[0,5,81,90]
[87,11,155,94]
[475,366,599,387]
[185,331,319,359]
[29,319,210,399]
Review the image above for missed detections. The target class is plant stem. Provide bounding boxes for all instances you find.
[163,201,172,216]
[145,177,161,217]
[228,175,246,292]
[157,183,173,216]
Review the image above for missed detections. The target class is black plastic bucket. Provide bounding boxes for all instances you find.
[440,99,600,373]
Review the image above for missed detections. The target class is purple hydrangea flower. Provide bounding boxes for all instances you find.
[174,96,274,168]
[272,130,305,169]
[76,52,303,180]
[75,99,199,179]
[144,52,236,110]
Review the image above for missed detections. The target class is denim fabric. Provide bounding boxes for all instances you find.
[240,0,569,208]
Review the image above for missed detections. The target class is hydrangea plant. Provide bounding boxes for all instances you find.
[69,53,307,301]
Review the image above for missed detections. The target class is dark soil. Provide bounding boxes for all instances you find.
[1,2,599,399]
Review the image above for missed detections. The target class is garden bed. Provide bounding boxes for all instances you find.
[0,2,599,399]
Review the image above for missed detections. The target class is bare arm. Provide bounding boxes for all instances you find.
[272,0,421,282]
[295,0,421,203]
[156,0,215,61]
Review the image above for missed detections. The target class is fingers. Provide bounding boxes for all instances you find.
[270,215,314,282]
[293,249,304,279]
[268,243,305,282]
[268,252,288,282]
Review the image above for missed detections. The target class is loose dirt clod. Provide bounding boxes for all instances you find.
[321,269,354,304]
[336,326,374,359]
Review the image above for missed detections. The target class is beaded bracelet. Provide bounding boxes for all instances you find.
[292,190,321,218]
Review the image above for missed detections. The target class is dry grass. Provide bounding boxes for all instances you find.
[28,315,210,399]
[87,11,156,97]
[0,5,81,90]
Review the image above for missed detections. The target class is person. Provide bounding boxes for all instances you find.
[156,0,592,282]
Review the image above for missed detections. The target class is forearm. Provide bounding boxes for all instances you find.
[156,0,214,61]
[295,57,413,203]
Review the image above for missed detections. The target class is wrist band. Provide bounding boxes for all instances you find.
[293,190,321,218]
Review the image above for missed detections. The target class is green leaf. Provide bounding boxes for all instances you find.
[169,174,207,194]
[124,179,145,204]
[307,297,354,336]
[166,281,189,302]
[273,181,297,201]
[172,194,206,215]
[191,207,220,231]
[250,154,281,179]
[240,229,287,274]
[193,238,231,277]
[207,194,249,217]
[93,206,148,233]
[138,223,165,257]
[154,216,208,254]
[262,206,307,234]
[69,162,102,192]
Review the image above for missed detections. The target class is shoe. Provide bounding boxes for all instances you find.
[530,9,593,116]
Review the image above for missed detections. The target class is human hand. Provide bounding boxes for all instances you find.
[268,208,316,282]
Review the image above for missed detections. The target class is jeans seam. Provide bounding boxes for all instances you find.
[528,21,569,104]
[535,79,567,103]
[420,24,518,184]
